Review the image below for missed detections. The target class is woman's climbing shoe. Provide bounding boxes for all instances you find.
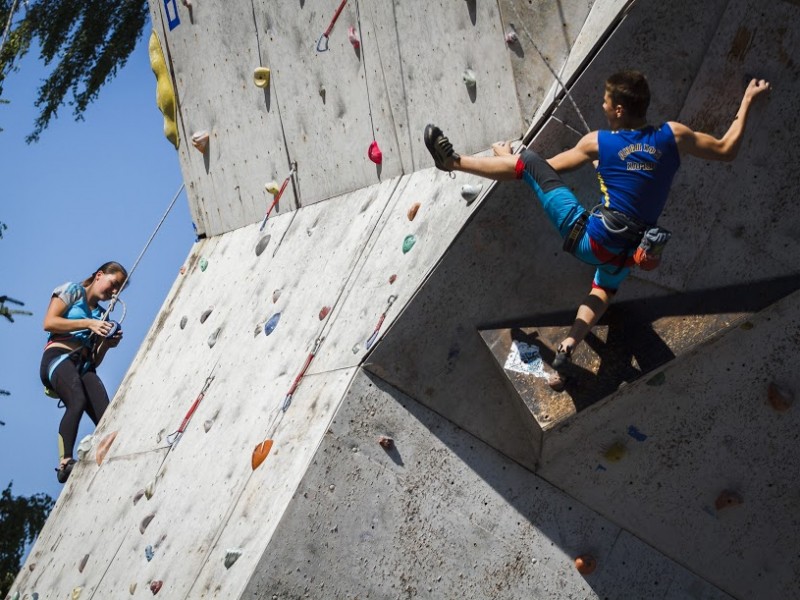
[424,124,459,171]
[56,458,76,484]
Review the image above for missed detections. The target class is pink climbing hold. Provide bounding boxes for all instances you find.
[319,306,331,320]
[368,140,383,165]
[348,26,360,49]
[96,431,118,465]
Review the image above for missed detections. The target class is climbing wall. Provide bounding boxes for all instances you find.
[10,1,800,599]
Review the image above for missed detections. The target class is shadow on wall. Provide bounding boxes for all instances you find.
[481,273,800,411]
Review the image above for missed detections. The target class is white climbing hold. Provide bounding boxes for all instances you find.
[207,327,221,348]
[461,183,483,204]
[76,434,94,461]
[462,68,477,87]
[191,130,209,154]
[144,480,155,500]
[224,548,243,569]
[203,419,213,433]
[253,67,271,88]
[505,24,518,44]
[129,583,137,595]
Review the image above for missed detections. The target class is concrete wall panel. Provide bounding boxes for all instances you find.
[538,290,800,599]
[242,370,731,600]
[154,0,288,237]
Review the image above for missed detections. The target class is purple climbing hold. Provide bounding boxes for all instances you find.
[264,313,281,336]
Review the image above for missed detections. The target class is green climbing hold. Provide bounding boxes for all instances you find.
[646,372,666,386]
[199,257,209,271]
[402,235,416,254]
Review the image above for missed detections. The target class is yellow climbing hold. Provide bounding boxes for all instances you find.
[71,587,82,600]
[253,67,271,89]
[265,181,281,195]
[148,29,179,149]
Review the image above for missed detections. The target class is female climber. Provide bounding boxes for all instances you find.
[40,261,127,483]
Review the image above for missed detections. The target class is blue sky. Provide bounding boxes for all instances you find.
[1,27,194,500]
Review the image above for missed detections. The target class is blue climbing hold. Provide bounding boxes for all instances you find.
[145,545,154,562]
[264,313,281,336]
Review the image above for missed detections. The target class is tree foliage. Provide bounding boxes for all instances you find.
[0,0,149,142]
[0,482,54,596]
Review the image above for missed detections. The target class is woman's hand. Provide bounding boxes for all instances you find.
[87,319,113,337]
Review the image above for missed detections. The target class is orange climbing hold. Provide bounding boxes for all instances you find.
[715,490,743,511]
[252,439,274,470]
[767,382,793,412]
[191,130,209,154]
[575,554,597,575]
[407,202,421,221]
[96,431,118,465]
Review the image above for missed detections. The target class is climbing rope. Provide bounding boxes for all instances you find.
[316,0,348,52]
[354,0,377,142]
[100,182,185,322]
[504,4,591,135]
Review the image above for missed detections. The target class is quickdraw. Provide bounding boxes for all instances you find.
[365,294,397,350]
[166,370,216,449]
[281,337,323,412]
[260,164,296,231]
[316,0,348,52]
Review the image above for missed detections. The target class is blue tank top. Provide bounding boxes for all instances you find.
[587,123,680,248]
[47,282,104,345]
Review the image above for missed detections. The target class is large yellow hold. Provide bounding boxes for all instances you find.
[148,29,179,149]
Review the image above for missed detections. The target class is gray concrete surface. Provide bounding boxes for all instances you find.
[9,1,800,599]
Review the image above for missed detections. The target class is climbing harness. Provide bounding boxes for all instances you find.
[365,295,397,350]
[260,164,296,231]
[316,0,348,52]
[281,337,324,412]
[562,212,588,255]
[166,368,217,449]
[592,204,647,245]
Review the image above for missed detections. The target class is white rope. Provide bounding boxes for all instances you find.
[102,182,185,321]
[506,4,591,134]
[0,0,21,58]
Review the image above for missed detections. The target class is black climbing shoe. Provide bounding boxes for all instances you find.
[552,343,573,373]
[424,124,460,171]
[56,458,76,484]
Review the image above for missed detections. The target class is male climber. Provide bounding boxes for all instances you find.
[424,70,770,389]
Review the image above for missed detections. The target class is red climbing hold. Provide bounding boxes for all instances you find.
[348,26,360,49]
[319,306,331,320]
[378,436,393,449]
[252,439,274,470]
[388,274,397,284]
[574,554,597,575]
[715,490,743,511]
[767,382,793,412]
[96,431,118,466]
[149,580,163,595]
[368,140,382,165]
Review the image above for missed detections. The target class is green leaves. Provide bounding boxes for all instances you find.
[0,0,149,142]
